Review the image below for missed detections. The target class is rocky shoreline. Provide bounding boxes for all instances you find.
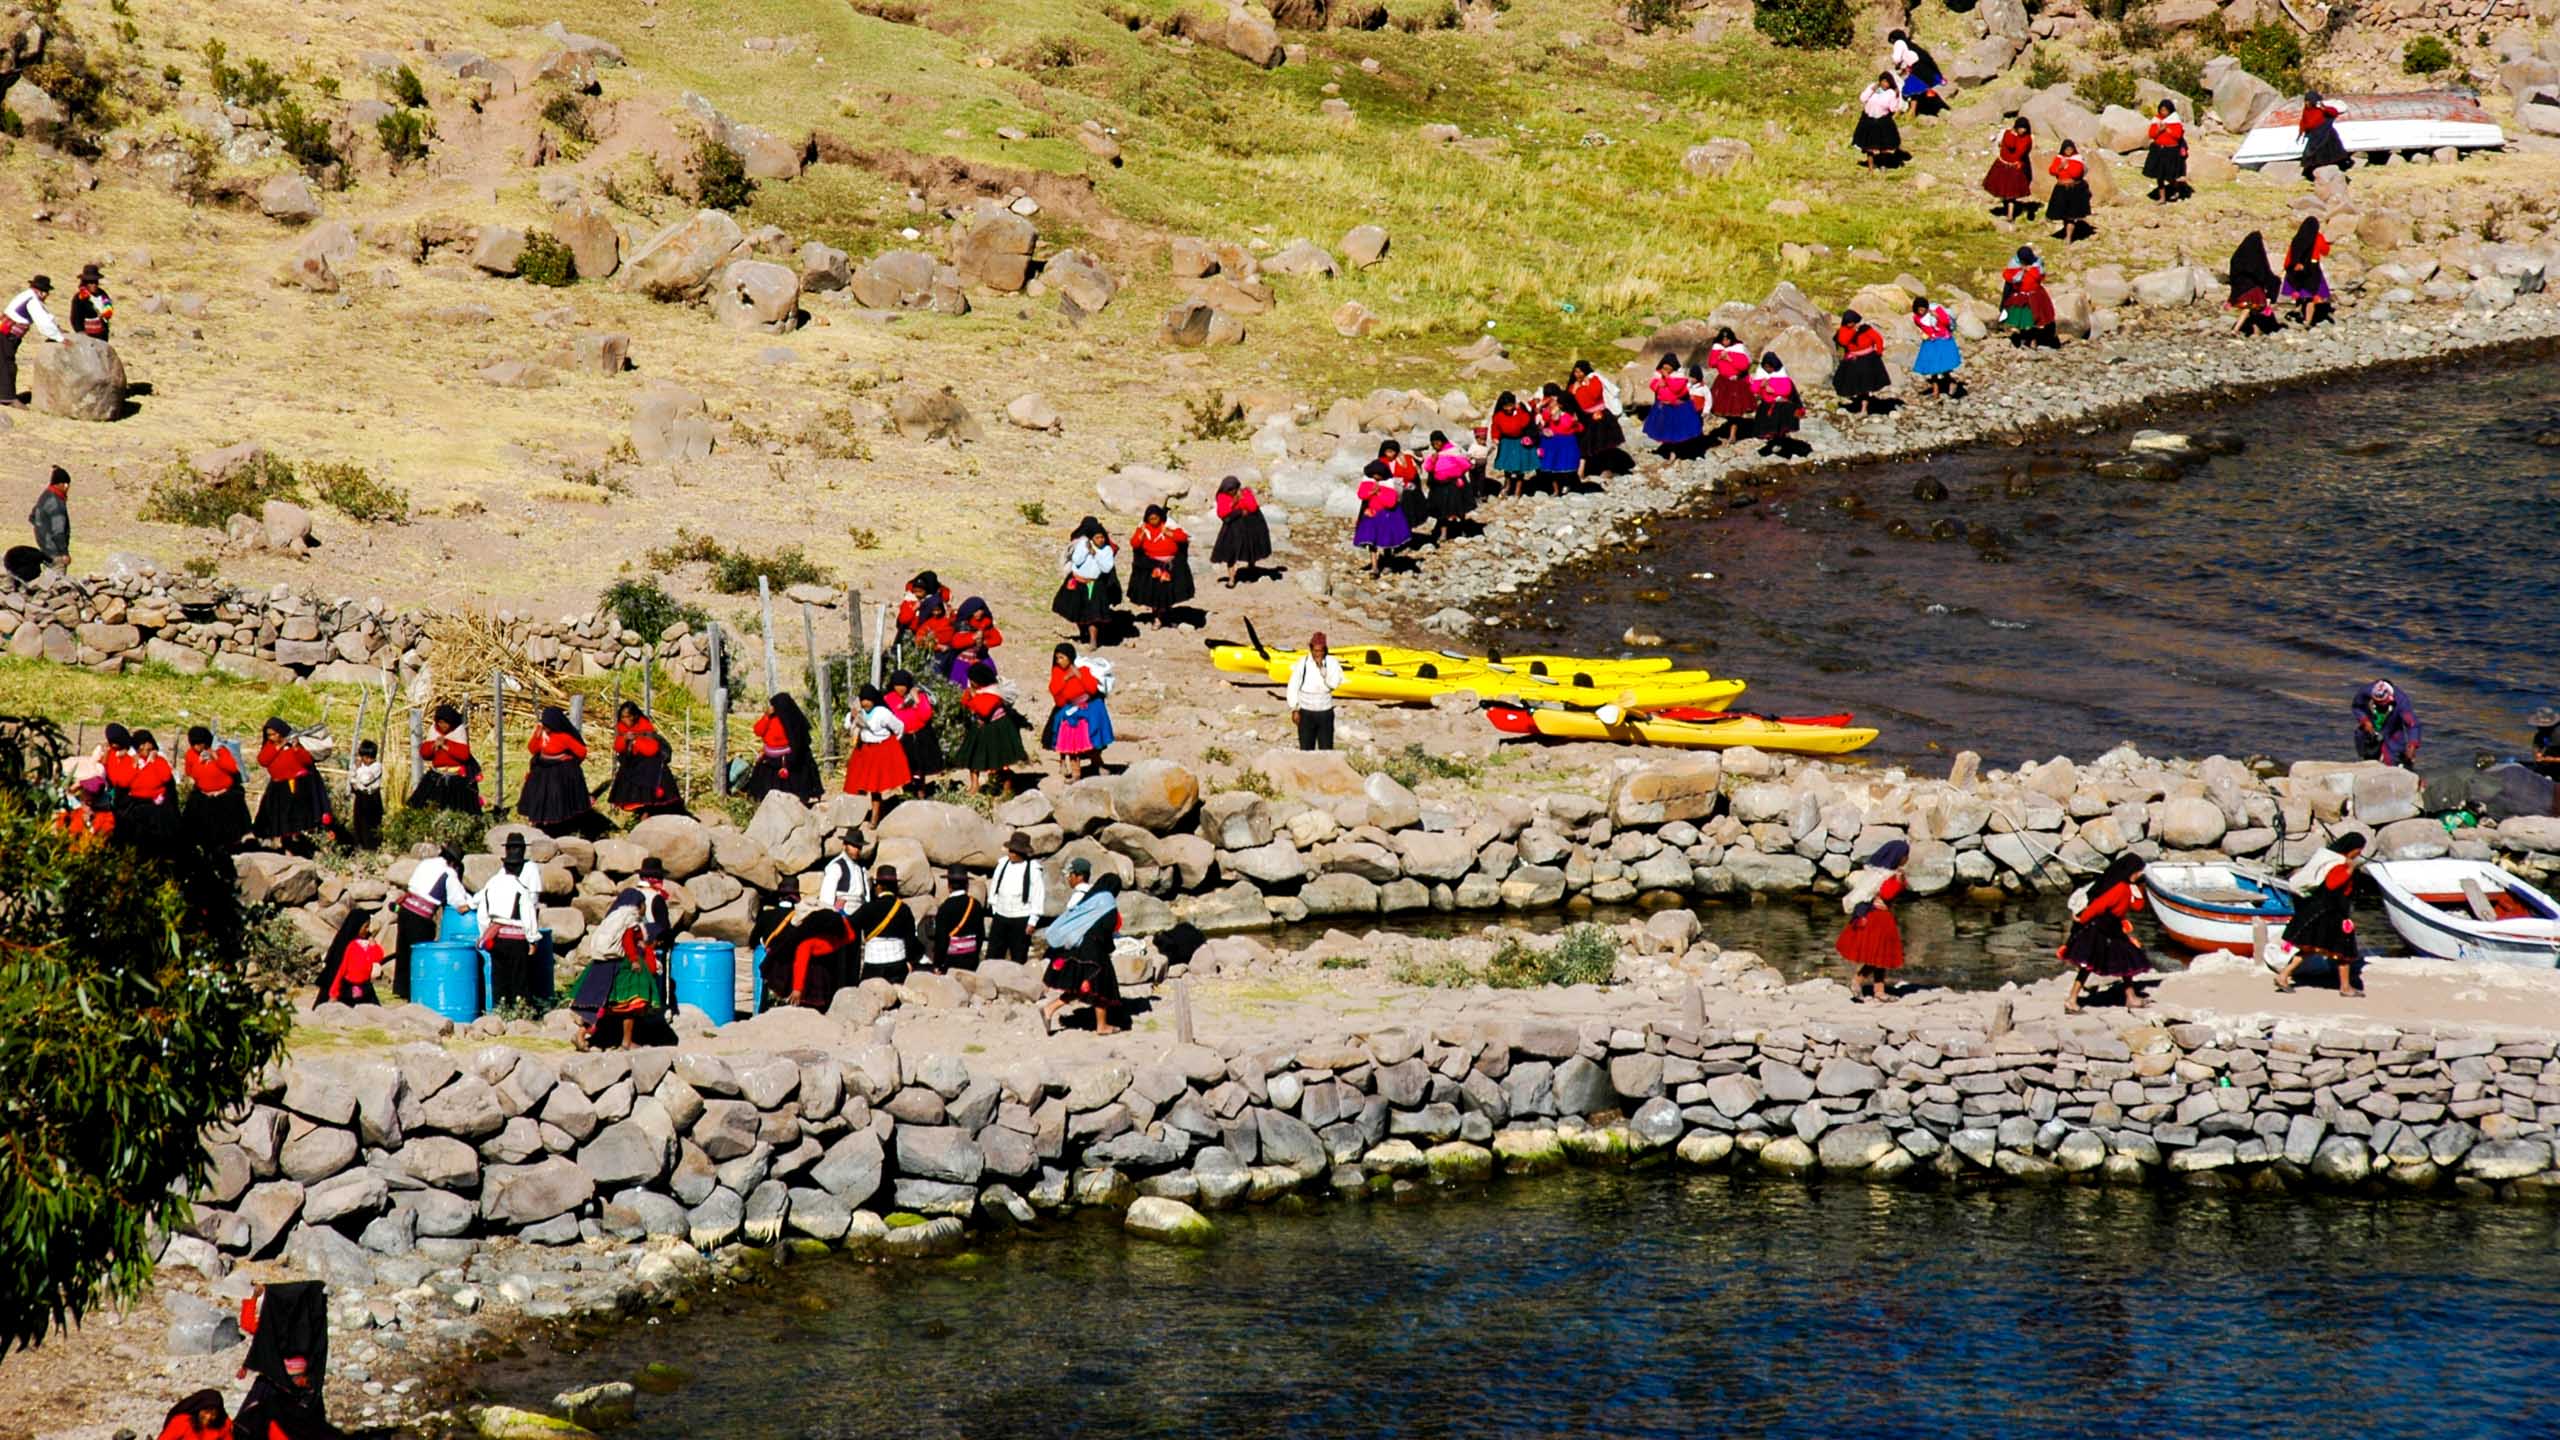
[1304,285,2560,623]
[118,947,2560,1439]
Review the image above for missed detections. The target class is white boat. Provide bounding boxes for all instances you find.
[2232,91,2506,167]
[2143,863,2296,953]
[2366,859,2560,967]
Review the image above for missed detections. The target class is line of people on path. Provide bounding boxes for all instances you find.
[1834,831,2377,1008]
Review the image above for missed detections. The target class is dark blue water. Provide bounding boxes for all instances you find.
[1499,353,2560,765]
[494,1172,2560,1438]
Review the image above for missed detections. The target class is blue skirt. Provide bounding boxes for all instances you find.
[1899,72,1938,99]
[1913,336,1961,375]
[1043,696,1115,752]
[1352,509,1412,550]
[1642,400,1703,445]
[1538,434,1581,472]
[1494,436,1540,475]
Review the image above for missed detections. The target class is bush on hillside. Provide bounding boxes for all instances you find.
[2231,22,2306,92]
[375,107,430,168]
[518,230,578,287]
[387,63,428,109]
[1752,0,1854,48]
[1626,0,1685,34]
[0,715,294,1350]
[306,460,409,523]
[2150,50,2209,104]
[2402,35,2454,74]
[600,576,711,642]
[690,134,755,212]
[206,40,286,108]
[263,96,339,175]
[2077,65,2139,111]
[140,451,303,529]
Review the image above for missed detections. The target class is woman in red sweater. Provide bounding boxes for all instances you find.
[181,725,250,854]
[1125,504,1193,628]
[2143,100,2189,203]
[1487,392,1539,498]
[1983,116,2035,220]
[517,705,600,836]
[407,704,482,814]
[1830,310,1891,415]
[1835,840,1908,1003]
[608,701,684,816]
[112,728,180,856]
[2061,854,2151,1013]
[2044,139,2093,243]
[743,693,822,801]
[1209,475,1271,587]
[252,718,334,851]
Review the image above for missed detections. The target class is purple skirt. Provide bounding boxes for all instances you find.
[1353,509,1412,550]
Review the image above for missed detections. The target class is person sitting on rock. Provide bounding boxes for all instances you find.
[2353,679,2420,768]
[156,1389,233,1440]
[760,900,857,1012]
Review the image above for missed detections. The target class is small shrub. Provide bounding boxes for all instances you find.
[263,96,339,174]
[1182,390,1248,442]
[1391,952,1479,987]
[802,410,876,461]
[1228,770,1281,799]
[140,452,302,529]
[2402,34,2455,75]
[1482,925,1619,989]
[1318,954,1369,971]
[1016,500,1049,527]
[540,91,593,146]
[1751,0,1854,49]
[306,461,408,523]
[518,230,577,287]
[1352,742,1484,789]
[690,133,755,212]
[2076,65,2138,111]
[375,107,430,168]
[2151,50,2208,102]
[845,526,882,550]
[644,528,834,595]
[2231,21,2306,92]
[380,802,488,859]
[1625,0,1684,34]
[644,529,725,569]
[600,576,710,641]
[207,41,286,108]
[179,555,220,579]
[387,63,427,108]
[1200,744,1233,766]
[2023,49,2069,91]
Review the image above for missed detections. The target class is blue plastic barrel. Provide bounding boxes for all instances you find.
[436,905,479,942]
[411,941,483,1024]
[750,944,767,1016]
[672,939,737,1026]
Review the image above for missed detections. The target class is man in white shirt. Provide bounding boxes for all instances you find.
[986,830,1048,964]
[473,833,548,1009]
[1,274,63,408]
[1286,632,1344,752]
[817,829,872,913]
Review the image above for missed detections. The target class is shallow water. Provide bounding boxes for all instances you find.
[1491,353,2560,766]
[488,1171,2560,1439]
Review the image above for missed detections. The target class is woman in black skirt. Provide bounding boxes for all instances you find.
[2143,100,2189,203]
[884,670,944,789]
[954,660,1031,792]
[1831,310,1891,415]
[112,729,182,857]
[1209,475,1272,586]
[1566,361,1626,470]
[1422,431,1478,538]
[743,692,823,801]
[2045,139,2093,243]
[408,704,483,813]
[1853,72,1905,168]
[608,701,685,816]
[1050,515,1121,647]
[1124,504,1193,629]
[2061,854,2151,1013]
[517,705,601,836]
[252,717,335,850]
[180,725,252,854]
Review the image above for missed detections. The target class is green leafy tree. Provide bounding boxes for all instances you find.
[0,718,293,1350]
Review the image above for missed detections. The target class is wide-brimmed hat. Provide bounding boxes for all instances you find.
[500,832,528,858]
[639,856,666,880]
[2533,707,2560,728]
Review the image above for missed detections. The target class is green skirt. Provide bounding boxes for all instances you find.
[2002,304,2036,330]
[604,960,660,1010]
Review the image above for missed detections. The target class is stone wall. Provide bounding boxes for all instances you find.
[0,563,753,695]
[176,1003,2560,1290]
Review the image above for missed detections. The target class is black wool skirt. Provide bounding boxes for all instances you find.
[1833,352,1890,397]
[900,725,946,780]
[1125,548,1194,609]
[1435,475,1479,520]
[1853,113,1901,153]
[2143,144,2186,183]
[182,786,252,851]
[407,769,481,813]
[114,794,181,855]
[743,751,822,801]
[1581,409,1626,450]
[955,714,1030,772]
[1050,571,1122,625]
[516,757,595,829]
[253,774,333,839]
[2046,180,2092,223]
[1210,511,1272,567]
[609,751,680,811]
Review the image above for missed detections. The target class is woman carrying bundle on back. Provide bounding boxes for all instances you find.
[1567,360,1629,480]
[2000,246,2060,349]
[1353,448,1412,577]
[953,660,1030,794]
[1050,516,1121,648]
[1909,294,1964,398]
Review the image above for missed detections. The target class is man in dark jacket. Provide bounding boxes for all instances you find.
[28,465,67,566]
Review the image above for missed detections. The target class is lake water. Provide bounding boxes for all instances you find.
[1489,351,2560,768]
[485,1171,2560,1438]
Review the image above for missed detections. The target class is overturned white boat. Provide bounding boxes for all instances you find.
[2233,91,2506,168]
[2366,859,2560,967]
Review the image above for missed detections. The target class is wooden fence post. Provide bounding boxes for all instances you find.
[805,602,830,761]
[491,670,507,804]
[712,686,731,796]
[758,576,779,698]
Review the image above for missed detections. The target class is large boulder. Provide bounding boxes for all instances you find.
[953,209,1036,292]
[631,384,715,464]
[1111,759,1201,831]
[1043,249,1118,314]
[257,174,322,224]
[888,384,981,443]
[2018,91,2101,151]
[1160,300,1247,348]
[1340,225,1390,269]
[630,813,714,877]
[1249,747,1365,804]
[2211,67,2281,132]
[849,250,940,309]
[551,200,622,280]
[28,338,126,421]
[470,225,527,276]
[710,260,802,333]
[797,241,852,293]
[619,210,745,301]
[1220,5,1283,68]
[877,800,1006,867]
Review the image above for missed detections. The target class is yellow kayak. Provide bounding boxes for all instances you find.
[1321,662,1746,711]
[1488,704,1878,755]
[1207,640,1673,685]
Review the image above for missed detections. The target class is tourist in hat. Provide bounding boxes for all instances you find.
[2061,854,2150,1014]
[986,831,1046,964]
[473,832,547,1009]
[0,273,62,406]
[1287,632,1342,752]
[69,262,110,342]
[2530,706,2560,781]
[518,705,601,837]
[181,725,250,855]
[2274,832,2368,997]
[608,700,684,816]
[1836,840,1910,1004]
[2352,679,2420,768]
[252,718,334,853]
[27,464,67,565]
